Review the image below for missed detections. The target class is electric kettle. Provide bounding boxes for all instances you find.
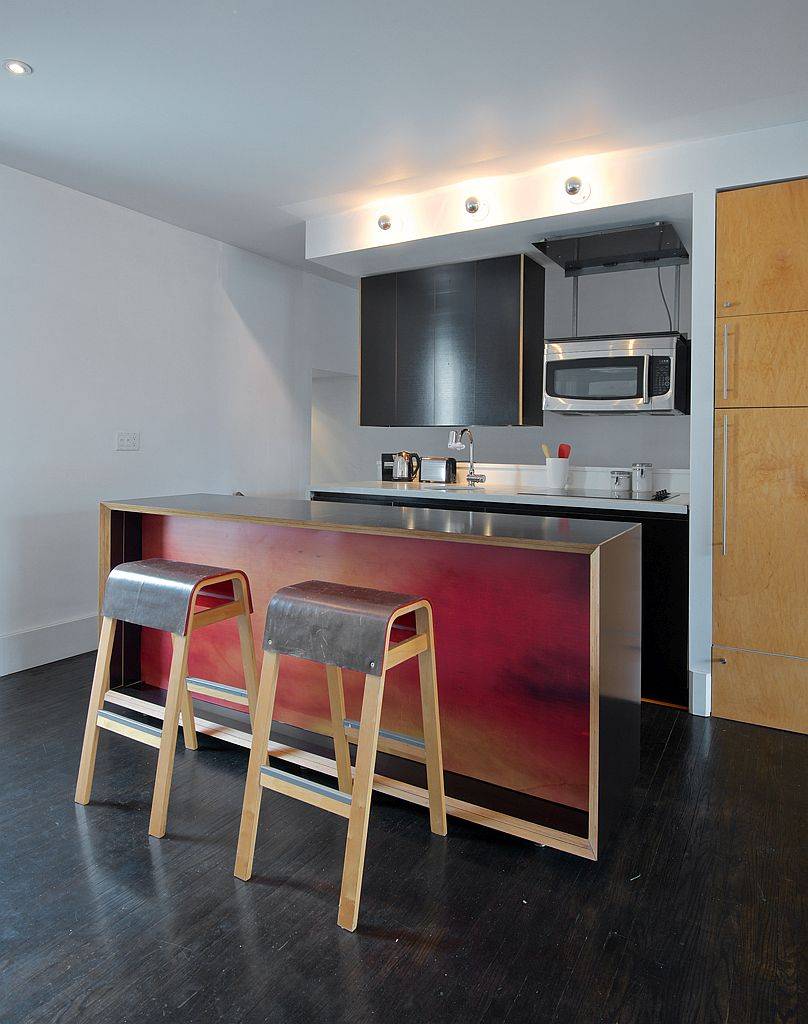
[392,451,421,481]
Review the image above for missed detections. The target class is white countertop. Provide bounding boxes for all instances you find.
[310,480,690,516]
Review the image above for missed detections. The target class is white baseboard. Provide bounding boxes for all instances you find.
[689,671,711,717]
[0,615,98,677]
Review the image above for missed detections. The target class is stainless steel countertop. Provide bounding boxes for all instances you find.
[103,493,639,554]
[310,481,690,516]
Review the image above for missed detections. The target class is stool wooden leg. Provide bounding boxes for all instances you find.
[75,616,116,805]
[236,581,259,728]
[326,665,353,794]
[149,633,191,839]
[180,681,198,750]
[337,672,385,932]
[415,605,448,837]
[234,651,280,881]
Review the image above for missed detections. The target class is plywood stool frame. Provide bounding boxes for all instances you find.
[75,558,259,838]
[234,581,447,932]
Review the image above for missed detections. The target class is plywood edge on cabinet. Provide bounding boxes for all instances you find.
[100,502,143,687]
[715,308,808,319]
[519,254,545,427]
[712,646,808,735]
[357,278,362,427]
[587,548,601,857]
[518,253,525,424]
[590,527,643,857]
[98,503,111,630]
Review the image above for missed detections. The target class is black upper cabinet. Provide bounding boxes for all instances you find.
[475,256,520,424]
[360,254,544,426]
[358,272,396,426]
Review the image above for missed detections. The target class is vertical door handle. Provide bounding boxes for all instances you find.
[722,323,730,400]
[642,354,650,405]
[721,414,729,556]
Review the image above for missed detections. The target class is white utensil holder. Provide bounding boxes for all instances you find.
[546,457,570,489]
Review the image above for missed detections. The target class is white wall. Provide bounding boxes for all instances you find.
[306,119,808,716]
[311,377,690,481]
[0,162,356,675]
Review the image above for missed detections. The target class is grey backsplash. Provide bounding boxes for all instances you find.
[311,261,691,483]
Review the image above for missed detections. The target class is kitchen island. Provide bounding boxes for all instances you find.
[312,480,689,707]
[99,494,641,860]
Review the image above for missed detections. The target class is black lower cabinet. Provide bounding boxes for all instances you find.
[311,491,690,708]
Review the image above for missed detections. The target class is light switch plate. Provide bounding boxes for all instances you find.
[114,430,140,452]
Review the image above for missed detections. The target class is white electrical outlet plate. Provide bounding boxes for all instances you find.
[114,430,140,452]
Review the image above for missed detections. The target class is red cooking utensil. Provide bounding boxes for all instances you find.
[557,443,572,459]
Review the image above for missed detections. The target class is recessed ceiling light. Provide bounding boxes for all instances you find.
[3,59,33,75]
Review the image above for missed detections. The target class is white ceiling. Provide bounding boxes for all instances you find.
[3,1,807,280]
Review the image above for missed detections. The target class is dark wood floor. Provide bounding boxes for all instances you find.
[1,654,804,1024]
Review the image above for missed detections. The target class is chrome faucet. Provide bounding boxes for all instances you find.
[448,427,486,486]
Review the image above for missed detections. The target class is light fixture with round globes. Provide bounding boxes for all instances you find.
[377,213,393,232]
[3,59,33,75]
[563,176,591,204]
[464,195,489,220]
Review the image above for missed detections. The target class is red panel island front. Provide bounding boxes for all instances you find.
[100,494,641,859]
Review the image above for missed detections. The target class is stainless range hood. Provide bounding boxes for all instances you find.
[534,221,689,278]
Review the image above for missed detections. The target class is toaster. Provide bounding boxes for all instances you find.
[419,457,457,483]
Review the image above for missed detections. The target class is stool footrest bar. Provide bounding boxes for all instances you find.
[260,765,352,818]
[186,677,250,706]
[97,709,163,748]
[343,719,426,750]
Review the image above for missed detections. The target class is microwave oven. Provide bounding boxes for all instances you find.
[543,332,690,414]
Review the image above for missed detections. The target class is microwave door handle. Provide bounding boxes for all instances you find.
[642,354,651,405]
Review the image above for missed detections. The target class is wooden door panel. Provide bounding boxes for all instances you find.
[715,311,808,408]
[716,178,808,317]
[713,408,808,657]
[712,646,808,734]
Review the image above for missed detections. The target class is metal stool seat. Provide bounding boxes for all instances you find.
[101,558,246,634]
[234,580,447,932]
[263,580,426,673]
[75,558,258,838]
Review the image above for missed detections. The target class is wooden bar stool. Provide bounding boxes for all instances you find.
[234,580,447,931]
[75,558,258,838]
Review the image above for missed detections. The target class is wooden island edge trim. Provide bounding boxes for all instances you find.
[588,547,601,858]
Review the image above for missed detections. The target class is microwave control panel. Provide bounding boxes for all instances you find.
[650,356,672,396]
